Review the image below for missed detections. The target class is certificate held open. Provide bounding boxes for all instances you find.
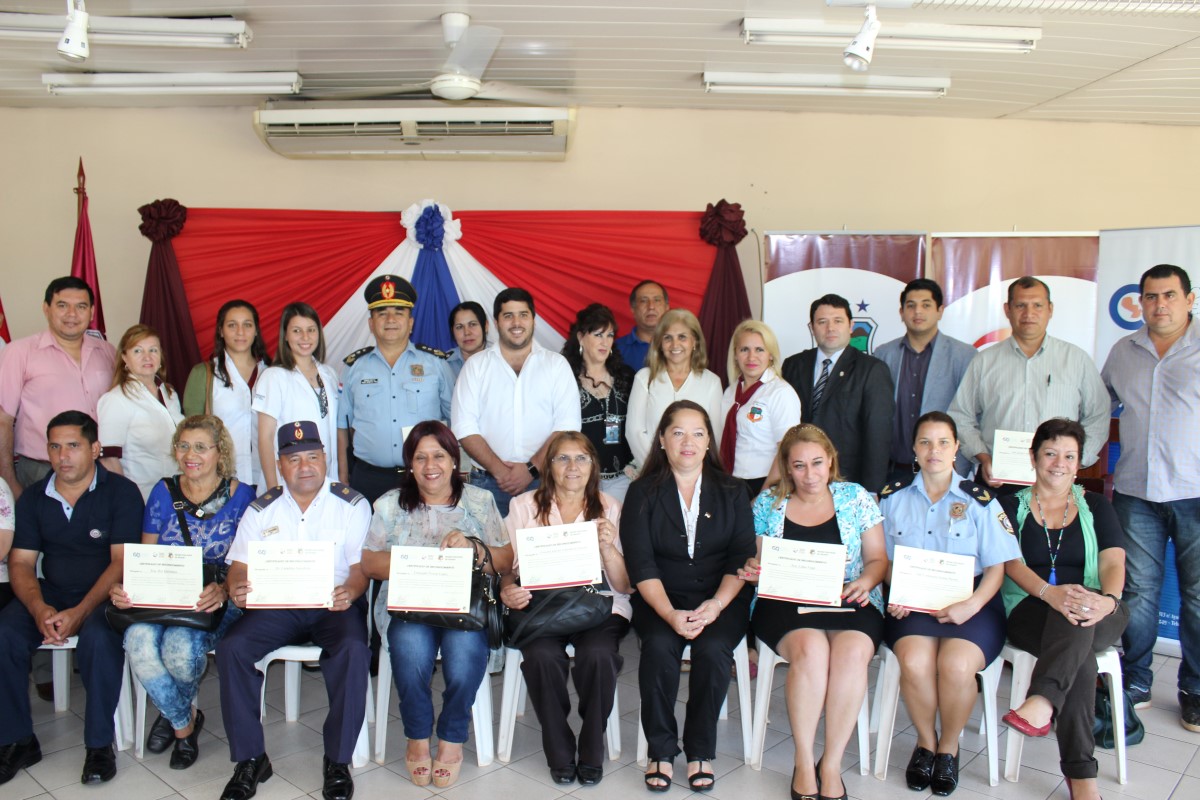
[516,521,603,590]
[888,544,975,613]
[990,429,1035,485]
[247,540,336,608]
[386,546,473,613]
[124,543,203,609]
[758,538,847,607]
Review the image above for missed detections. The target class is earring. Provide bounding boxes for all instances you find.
[579,345,583,355]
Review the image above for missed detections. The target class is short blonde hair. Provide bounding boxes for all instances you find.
[645,309,708,382]
[726,319,783,384]
[769,424,844,500]
[171,415,237,480]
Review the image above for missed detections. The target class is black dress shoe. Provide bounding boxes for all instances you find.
[81,744,116,784]
[905,745,936,791]
[322,756,354,800]
[169,709,205,770]
[0,735,42,785]
[930,752,960,796]
[550,762,577,785]
[577,763,603,785]
[146,713,175,754]
[220,753,273,800]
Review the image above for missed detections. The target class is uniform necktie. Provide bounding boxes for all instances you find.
[811,357,832,415]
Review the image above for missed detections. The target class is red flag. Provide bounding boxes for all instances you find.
[71,158,106,336]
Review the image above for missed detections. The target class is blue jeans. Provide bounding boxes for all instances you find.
[386,619,488,743]
[468,470,538,518]
[124,604,243,729]
[1113,491,1200,695]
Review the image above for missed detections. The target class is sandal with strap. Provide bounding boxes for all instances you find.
[644,759,673,792]
[688,760,715,792]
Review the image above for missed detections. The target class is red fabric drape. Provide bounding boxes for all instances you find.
[697,200,750,387]
[71,159,106,336]
[173,208,405,361]
[139,199,201,388]
[456,210,713,337]
[0,295,10,343]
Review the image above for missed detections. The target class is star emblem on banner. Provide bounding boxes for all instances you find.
[857,299,870,312]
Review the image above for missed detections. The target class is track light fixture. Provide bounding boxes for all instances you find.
[843,5,881,72]
[57,0,88,62]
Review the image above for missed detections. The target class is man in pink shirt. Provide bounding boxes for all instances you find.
[0,277,115,501]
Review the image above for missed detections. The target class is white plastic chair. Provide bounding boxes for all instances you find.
[636,636,754,767]
[1000,643,1127,784]
[373,640,495,766]
[255,645,373,768]
[872,644,1003,785]
[39,637,134,751]
[749,638,871,775]
[496,644,621,763]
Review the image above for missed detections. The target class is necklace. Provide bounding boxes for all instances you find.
[1033,490,1071,585]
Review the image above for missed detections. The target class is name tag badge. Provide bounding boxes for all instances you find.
[262,526,280,538]
[604,415,620,445]
[360,378,379,385]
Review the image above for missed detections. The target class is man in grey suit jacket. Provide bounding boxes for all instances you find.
[874,279,977,482]
[781,294,895,494]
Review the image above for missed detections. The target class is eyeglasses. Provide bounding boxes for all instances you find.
[174,442,215,455]
[551,454,593,466]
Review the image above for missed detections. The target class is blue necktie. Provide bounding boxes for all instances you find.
[811,357,832,415]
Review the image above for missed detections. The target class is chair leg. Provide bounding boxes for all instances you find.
[733,638,753,765]
[52,648,71,713]
[750,641,779,770]
[133,673,148,760]
[284,660,301,722]
[352,686,370,768]
[472,672,495,766]
[873,647,902,780]
[114,659,134,752]
[374,649,392,765]
[497,648,524,763]
[636,707,648,767]
[856,691,871,776]
[606,680,622,761]
[1096,649,1128,785]
[1003,649,1035,783]
[979,657,1003,787]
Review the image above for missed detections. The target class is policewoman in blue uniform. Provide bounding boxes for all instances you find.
[338,275,454,505]
[879,411,1020,796]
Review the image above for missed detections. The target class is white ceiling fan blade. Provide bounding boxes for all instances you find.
[442,25,501,79]
[475,81,567,106]
[297,81,433,101]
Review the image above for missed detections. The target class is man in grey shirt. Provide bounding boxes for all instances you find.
[1102,263,1200,732]
[875,278,977,483]
[948,276,1109,492]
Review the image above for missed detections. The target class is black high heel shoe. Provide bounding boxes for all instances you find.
[790,768,818,800]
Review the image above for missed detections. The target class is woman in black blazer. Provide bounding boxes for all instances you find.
[620,400,755,793]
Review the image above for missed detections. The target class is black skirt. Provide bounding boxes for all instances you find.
[883,576,1007,665]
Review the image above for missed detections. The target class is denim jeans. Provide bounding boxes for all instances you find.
[124,604,243,729]
[386,619,488,743]
[468,470,538,518]
[1113,491,1200,695]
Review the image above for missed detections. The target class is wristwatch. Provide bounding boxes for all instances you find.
[526,461,540,480]
[1104,592,1122,614]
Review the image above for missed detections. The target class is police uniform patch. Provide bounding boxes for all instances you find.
[880,475,914,497]
[960,480,993,505]
[998,512,1015,535]
[950,502,967,520]
[410,364,424,377]
[250,486,283,511]
[746,405,763,422]
[343,345,375,366]
[329,482,365,506]
[416,343,450,359]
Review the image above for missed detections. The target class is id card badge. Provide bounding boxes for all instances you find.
[604,415,621,445]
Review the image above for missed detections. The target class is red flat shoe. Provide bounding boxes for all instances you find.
[1002,708,1051,737]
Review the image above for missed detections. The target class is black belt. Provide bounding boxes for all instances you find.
[354,461,408,475]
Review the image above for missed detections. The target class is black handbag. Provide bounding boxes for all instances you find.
[503,584,613,649]
[1093,682,1145,749]
[106,479,228,635]
[391,536,504,650]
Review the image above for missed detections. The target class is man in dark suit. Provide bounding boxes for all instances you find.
[781,294,895,494]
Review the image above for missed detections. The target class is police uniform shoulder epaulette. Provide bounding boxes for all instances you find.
[250,486,283,511]
[960,480,994,506]
[879,475,915,498]
[330,482,365,505]
[415,343,450,359]
[343,346,375,367]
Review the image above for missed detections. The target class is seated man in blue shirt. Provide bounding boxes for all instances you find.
[0,410,144,787]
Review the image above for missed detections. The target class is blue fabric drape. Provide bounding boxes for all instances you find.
[409,205,461,352]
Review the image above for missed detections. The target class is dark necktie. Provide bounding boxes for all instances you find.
[811,357,832,415]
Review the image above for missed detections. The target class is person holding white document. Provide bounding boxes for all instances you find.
[740,424,887,800]
[878,412,1020,796]
[217,420,371,800]
[501,431,631,787]
[360,420,510,790]
[108,415,255,770]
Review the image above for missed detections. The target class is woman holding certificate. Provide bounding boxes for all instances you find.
[878,411,1020,796]
[620,400,755,793]
[998,418,1127,800]
[361,420,510,789]
[501,431,631,786]
[109,415,254,769]
[740,423,887,800]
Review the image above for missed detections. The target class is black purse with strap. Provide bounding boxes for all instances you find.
[390,536,504,649]
[106,479,228,634]
[503,584,613,649]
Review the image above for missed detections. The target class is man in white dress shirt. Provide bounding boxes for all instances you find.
[451,287,581,516]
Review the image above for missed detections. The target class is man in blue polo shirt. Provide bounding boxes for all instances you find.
[614,280,669,369]
[0,410,143,787]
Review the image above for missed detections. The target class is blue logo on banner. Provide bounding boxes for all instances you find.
[1108,283,1143,331]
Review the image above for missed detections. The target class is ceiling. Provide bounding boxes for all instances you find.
[4,1,1200,124]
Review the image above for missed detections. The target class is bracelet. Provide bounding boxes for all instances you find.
[1104,592,1121,616]
[1038,583,1050,598]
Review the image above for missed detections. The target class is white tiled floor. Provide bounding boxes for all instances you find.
[3,639,1197,800]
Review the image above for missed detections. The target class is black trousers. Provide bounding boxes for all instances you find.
[1007,596,1130,780]
[520,614,630,769]
[632,591,750,762]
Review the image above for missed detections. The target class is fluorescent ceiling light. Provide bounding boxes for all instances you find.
[702,71,949,98]
[0,12,250,48]
[743,17,1041,53]
[42,72,301,96]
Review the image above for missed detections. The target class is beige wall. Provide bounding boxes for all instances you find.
[2,104,1197,340]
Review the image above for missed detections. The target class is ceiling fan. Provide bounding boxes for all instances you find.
[303,12,565,105]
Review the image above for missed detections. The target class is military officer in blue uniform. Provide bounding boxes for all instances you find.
[338,275,454,505]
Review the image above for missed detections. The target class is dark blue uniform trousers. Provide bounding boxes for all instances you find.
[0,592,125,748]
[217,603,369,763]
